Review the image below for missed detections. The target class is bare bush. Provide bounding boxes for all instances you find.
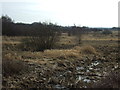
[21,35,58,51]
[20,23,59,51]
[2,57,28,77]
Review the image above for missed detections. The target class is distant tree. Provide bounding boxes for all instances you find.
[2,15,13,23]
[2,15,15,36]
[76,29,82,45]
[71,26,83,45]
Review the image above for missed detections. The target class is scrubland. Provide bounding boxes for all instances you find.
[2,30,120,88]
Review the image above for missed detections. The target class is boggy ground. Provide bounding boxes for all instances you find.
[2,32,120,89]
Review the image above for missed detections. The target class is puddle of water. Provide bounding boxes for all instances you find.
[94,68,100,71]
[55,60,103,88]
[87,61,100,70]
[89,67,93,70]
[83,79,91,83]
[78,75,83,80]
[53,84,66,89]
[76,67,84,71]
[86,70,90,72]
[78,76,91,83]
[91,61,100,66]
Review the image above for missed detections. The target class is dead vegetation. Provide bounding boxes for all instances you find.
[80,45,97,54]
[2,31,119,89]
[44,49,80,59]
[2,57,28,77]
[92,71,120,88]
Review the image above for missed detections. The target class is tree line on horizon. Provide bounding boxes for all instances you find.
[1,15,113,36]
[1,15,119,51]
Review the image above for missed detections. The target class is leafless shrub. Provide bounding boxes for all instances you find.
[2,57,28,77]
[20,31,59,51]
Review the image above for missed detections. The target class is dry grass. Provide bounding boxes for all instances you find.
[43,45,97,59]
[73,46,81,50]
[80,45,97,54]
[3,51,22,60]
[44,49,80,59]
[74,45,97,54]
[58,34,77,45]
[82,32,119,41]
[13,45,98,61]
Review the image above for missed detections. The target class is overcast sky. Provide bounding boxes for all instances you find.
[0,0,119,27]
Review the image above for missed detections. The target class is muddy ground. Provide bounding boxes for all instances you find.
[2,34,120,89]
